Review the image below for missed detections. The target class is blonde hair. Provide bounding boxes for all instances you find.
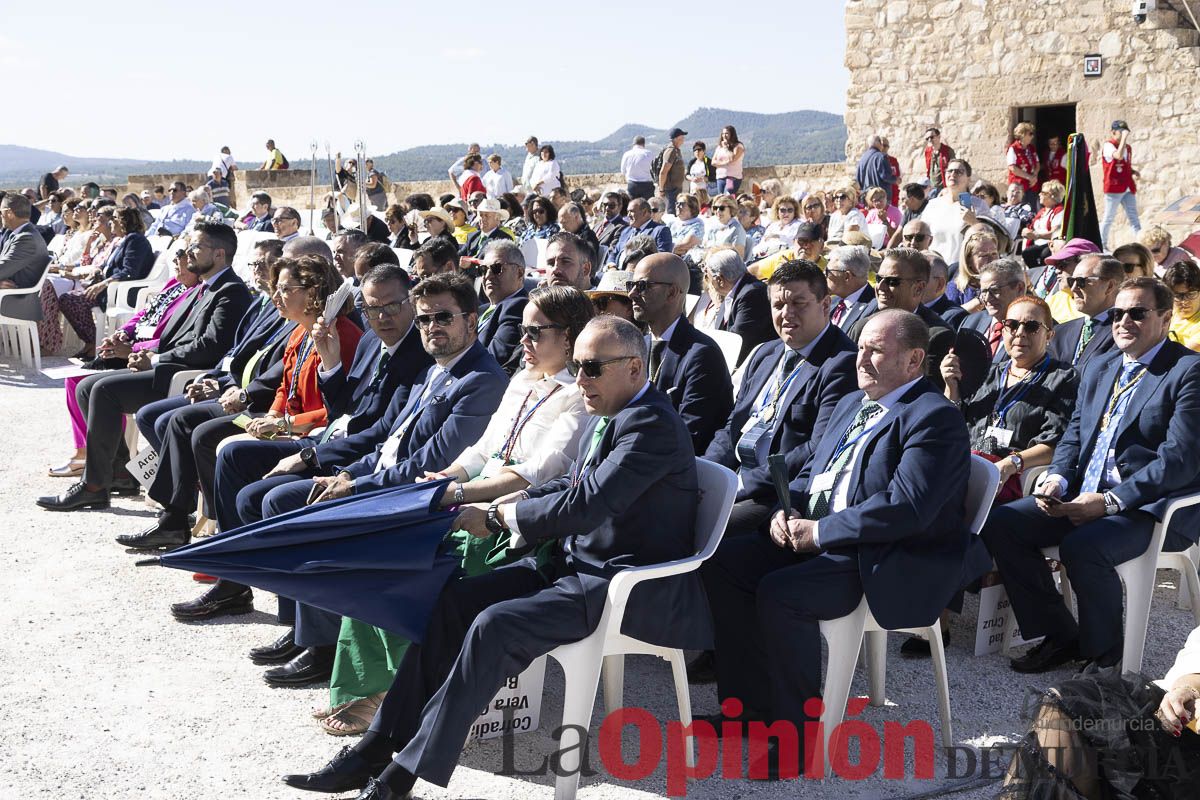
[1014,121,1036,137]
[1040,180,1065,205]
[864,186,888,205]
[1140,225,1172,248]
[956,231,999,292]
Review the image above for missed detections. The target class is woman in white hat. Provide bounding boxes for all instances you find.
[418,206,458,248]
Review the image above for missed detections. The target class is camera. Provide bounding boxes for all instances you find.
[1132,0,1155,24]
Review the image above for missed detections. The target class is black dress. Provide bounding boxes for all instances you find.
[961,356,1079,458]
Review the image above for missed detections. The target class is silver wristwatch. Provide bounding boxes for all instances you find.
[453,483,465,504]
[1103,491,1121,515]
[237,389,249,406]
[1009,453,1024,472]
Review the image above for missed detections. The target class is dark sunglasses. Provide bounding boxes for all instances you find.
[625,279,673,293]
[902,233,929,242]
[481,262,515,276]
[362,299,410,320]
[1111,306,1156,322]
[1002,319,1047,335]
[877,276,915,289]
[414,310,469,329]
[832,194,849,201]
[592,295,630,312]
[566,356,636,378]
[1065,276,1103,290]
[518,323,564,342]
[803,203,823,210]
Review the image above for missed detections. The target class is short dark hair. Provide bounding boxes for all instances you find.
[275,206,301,224]
[1119,276,1174,311]
[411,272,478,314]
[361,263,413,292]
[0,193,32,219]
[253,238,285,260]
[540,144,556,159]
[902,182,926,201]
[355,242,399,270]
[251,192,272,207]
[195,220,237,262]
[335,228,369,248]
[114,206,145,235]
[421,237,460,271]
[404,193,434,211]
[767,259,829,301]
[947,158,972,177]
[881,246,931,281]
[529,195,558,224]
[548,230,594,269]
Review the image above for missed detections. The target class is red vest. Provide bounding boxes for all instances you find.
[1044,148,1067,184]
[1008,142,1040,191]
[1102,139,1136,194]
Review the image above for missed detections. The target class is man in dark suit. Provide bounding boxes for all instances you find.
[0,193,50,322]
[630,253,732,453]
[37,222,252,511]
[614,198,673,258]
[983,278,1200,673]
[922,251,968,330]
[281,316,708,799]
[120,263,422,551]
[475,240,528,375]
[957,257,1028,362]
[708,247,774,365]
[702,309,971,777]
[593,191,629,252]
[705,259,858,537]
[825,245,875,333]
[1048,253,1122,369]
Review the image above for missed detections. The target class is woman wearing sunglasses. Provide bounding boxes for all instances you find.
[826,186,867,244]
[1165,260,1200,352]
[314,287,595,736]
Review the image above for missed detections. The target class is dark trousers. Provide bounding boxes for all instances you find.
[664,186,681,215]
[980,496,1192,659]
[75,370,163,487]
[135,393,190,452]
[147,399,243,520]
[725,496,776,539]
[626,180,654,200]
[368,558,600,787]
[701,533,862,741]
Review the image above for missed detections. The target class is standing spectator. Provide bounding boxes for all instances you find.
[447,143,481,193]
[827,186,867,244]
[687,141,717,196]
[39,165,69,203]
[261,139,288,170]
[1099,120,1141,249]
[855,134,896,197]
[458,154,486,203]
[530,144,562,197]
[205,167,230,208]
[656,127,687,214]
[880,135,901,206]
[364,159,389,210]
[211,145,237,180]
[519,136,539,192]
[620,136,655,200]
[1007,121,1041,209]
[922,126,955,194]
[1042,135,1067,185]
[1141,225,1192,275]
[481,154,513,198]
[711,125,746,195]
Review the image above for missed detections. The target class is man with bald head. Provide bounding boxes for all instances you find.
[283,315,709,798]
[629,253,733,453]
[701,309,973,778]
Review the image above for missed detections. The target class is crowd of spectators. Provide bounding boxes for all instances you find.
[3,117,1200,800]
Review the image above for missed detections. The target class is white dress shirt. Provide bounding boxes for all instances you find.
[1164,625,1200,687]
[620,146,654,183]
[374,347,471,473]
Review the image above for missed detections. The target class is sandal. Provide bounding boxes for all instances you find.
[311,699,353,721]
[48,459,86,478]
[319,693,384,736]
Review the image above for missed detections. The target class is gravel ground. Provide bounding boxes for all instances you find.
[1,356,1196,800]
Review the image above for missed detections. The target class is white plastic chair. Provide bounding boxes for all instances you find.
[390,248,415,270]
[0,260,54,370]
[518,239,539,274]
[818,455,1000,776]
[704,328,744,373]
[545,459,738,800]
[1159,544,1200,623]
[1020,465,1049,497]
[103,242,181,331]
[684,294,700,317]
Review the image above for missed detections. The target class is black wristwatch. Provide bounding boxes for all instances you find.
[299,446,319,470]
[485,503,509,535]
[237,389,249,407]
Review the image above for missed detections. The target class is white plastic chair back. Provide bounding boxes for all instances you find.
[391,248,415,269]
[965,455,1001,534]
[705,328,743,372]
[519,239,539,273]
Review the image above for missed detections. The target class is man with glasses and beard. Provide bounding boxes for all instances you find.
[593,191,629,251]
[983,278,1200,674]
[475,240,528,375]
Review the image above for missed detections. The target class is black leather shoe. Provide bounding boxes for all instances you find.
[116,520,190,549]
[36,481,110,511]
[170,586,253,621]
[263,646,334,686]
[1081,646,1123,672]
[686,650,717,683]
[900,628,950,658]
[747,741,803,781]
[249,628,304,665]
[354,777,413,799]
[1010,636,1082,674]
[281,746,382,793]
[110,476,142,496]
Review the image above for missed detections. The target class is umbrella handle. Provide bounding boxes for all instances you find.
[134,557,162,567]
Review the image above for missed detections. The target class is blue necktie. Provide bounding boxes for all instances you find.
[1080,361,1146,493]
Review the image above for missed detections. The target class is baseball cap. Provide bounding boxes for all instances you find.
[795,222,822,242]
[1045,237,1101,264]
[668,127,688,139]
[1112,120,1130,131]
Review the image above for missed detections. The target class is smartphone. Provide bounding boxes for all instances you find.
[306,483,324,505]
[1032,493,1063,506]
[958,192,973,208]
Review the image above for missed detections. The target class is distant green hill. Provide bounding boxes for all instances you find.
[0,108,845,188]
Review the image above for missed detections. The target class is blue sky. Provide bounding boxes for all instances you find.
[5,1,848,162]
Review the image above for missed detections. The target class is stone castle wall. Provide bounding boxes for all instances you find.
[843,0,1200,245]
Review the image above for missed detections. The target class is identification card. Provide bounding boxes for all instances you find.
[810,470,836,494]
[735,421,772,469]
[135,323,156,340]
[220,355,234,372]
[985,426,1014,449]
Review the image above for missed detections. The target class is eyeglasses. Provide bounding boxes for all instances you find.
[1065,276,1103,291]
[777,207,796,215]
[978,282,1019,300]
[1111,306,1157,322]
[273,283,311,295]
[566,356,636,378]
[714,205,733,212]
[803,203,823,211]
[592,295,630,312]
[832,194,848,201]
[877,275,917,289]
[1002,319,1047,335]
[362,298,410,320]
[248,260,268,269]
[272,216,294,225]
[185,242,212,253]
[518,323,564,342]
[625,279,674,293]
[1173,290,1200,303]
[1121,262,1140,274]
[414,310,469,329]
[902,233,929,242]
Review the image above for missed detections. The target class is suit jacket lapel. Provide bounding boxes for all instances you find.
[1115,347,1171,440]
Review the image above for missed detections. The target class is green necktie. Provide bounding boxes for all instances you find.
[478,305,497,329]
[807,400,883,519]
[1075,317,1097,365]
[584,416,609,463]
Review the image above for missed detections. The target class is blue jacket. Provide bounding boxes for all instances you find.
[320,325,432,436]
[714,274,775,365]
[615,219,673,259]
[791,379,972,630]
[315,340,508,493]
[706,325,857,502]
[855,146,895,193]
[651,316,733,454]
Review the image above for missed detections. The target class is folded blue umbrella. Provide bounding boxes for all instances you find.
[144,479,461,642]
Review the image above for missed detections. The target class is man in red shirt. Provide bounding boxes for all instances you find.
[1042,135,1067,185]
[458,154,486,202]
[923,127,955,194]
[1007,121,1041,209]
[1099,120,1142,250]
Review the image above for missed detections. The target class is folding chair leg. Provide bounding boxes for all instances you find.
[818,603,868,778]
[1118,561,1154,674]
[865,630,887,707]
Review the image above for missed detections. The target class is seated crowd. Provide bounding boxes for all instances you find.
[7,122,1200,800]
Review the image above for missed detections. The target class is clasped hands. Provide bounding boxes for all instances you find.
[1033,479,1106,525]
[1156,684,1199,737]
[768,510,820,554]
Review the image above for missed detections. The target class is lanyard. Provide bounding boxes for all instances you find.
[992,356,1050,427]
[287,335,315,403]
[1101,365,1147,430]
[829,408,880,464]
[495,384,562,463]
[753,356,806,420]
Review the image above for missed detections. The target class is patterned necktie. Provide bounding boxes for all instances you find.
[808,400,884,519]
[478,305,497,330]
[1080,361,1147,493]
[831,299,847,325]
[1074,317,1098,365]
[988,320,1004,357]
[649,340,667,383]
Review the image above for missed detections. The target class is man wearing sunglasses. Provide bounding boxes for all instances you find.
[984,277,1200,674]
[614,198,673,261]
[628,253,732,454]
[592,191,628,251]
[959,258,1028,362]
[475,240,528,375]
[284,316,708,799]
[1049,253,1122,368]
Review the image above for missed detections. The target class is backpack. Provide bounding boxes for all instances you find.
[651,147,667,181]
[278,152,290,170]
